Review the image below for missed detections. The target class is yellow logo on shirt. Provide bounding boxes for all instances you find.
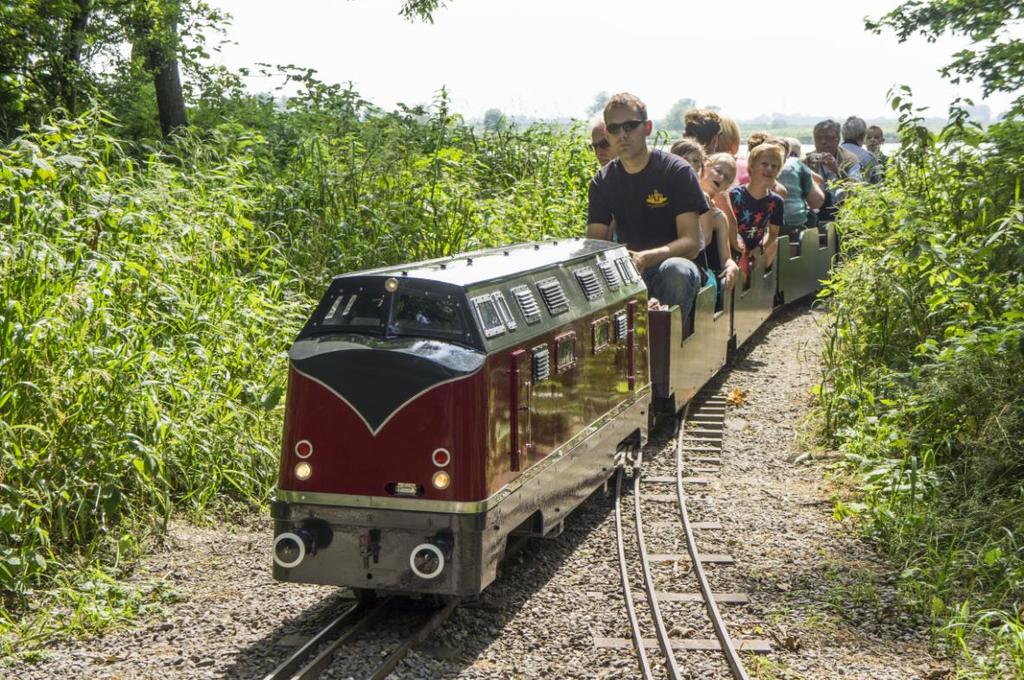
[645,190,668,207]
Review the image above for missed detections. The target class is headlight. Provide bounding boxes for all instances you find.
[294,461,312,480]
[432,471,450,490]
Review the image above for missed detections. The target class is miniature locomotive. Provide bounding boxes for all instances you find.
[271,228,836,596]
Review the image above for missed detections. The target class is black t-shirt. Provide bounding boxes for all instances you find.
[587,148,709,254]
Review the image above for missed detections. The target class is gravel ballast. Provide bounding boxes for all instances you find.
[12,302,949,679]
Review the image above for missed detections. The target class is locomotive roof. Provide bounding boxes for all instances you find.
[334,238,618,288]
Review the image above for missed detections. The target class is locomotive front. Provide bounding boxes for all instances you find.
[271,272,492,594]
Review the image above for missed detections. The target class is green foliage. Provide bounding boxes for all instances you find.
[867,0,1024,115]
[0,82,595,654]
[657,97,695,134]
[818,92,1024,674]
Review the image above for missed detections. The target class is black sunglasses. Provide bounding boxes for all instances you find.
[606,120,645,134]
[591,139,611,150]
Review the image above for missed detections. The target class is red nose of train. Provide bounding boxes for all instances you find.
[278,336,486,501]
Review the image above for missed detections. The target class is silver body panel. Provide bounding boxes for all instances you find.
[733,252,778,348]
[778,226,836,305]
[649,283,731,409]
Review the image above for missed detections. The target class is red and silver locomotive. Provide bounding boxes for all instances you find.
[271,228,836,596]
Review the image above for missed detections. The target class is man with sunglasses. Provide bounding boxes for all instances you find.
[587,93,707,318]
[590,117,614,167]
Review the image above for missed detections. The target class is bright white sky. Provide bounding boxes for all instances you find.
[208,0,1014,122]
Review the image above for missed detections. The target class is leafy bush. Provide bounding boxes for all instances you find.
[819,101,1024,675]
[0,93,594,651]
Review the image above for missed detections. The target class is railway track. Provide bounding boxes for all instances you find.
[604,390,771,679]
[261,594,460,680]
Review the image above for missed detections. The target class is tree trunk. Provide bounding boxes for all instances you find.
[62,0,91,115]
[138,3,187,139]
[148,33,187,138]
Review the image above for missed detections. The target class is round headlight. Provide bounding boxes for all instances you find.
[294,461,313,480]
[432,470,450,490]
[295,439,313,459]
[384,277,399,292]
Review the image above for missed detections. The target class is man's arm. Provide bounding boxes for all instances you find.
[630,211,701,272]
[586,222,612,240]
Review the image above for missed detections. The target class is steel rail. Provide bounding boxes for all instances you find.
[260,599,369,680]
[675,396,750,680]
[289,597,392,679]
[613,466,653,679]
[367,596,461,680]
[633,459,683,680]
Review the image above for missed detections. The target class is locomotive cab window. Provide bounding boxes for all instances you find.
[393,290,468,339]
[320,289,387,331]
[314,283,471,345]
[555,332,577,373]
[591,317,610,354]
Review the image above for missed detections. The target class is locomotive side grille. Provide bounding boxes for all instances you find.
[598,261,620,290]
[574,267,603,301]
[613,311,628,342]
[511,285,542,325]
[536,278,570,316]
[532,344,550,382]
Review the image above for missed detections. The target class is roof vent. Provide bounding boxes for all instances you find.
[511,285,542,324]
[574,267,603,301]
[598,261,620,290]
[537,278,569,316]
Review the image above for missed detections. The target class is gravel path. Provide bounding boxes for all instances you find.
[11,302,949,680]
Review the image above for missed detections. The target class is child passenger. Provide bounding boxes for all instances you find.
[699,153,741,307]
[729,142,785,276]
[669,141,738,308]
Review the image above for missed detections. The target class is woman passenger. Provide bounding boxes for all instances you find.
[682,108,723,154]
[670,140,739,308]
[777,137,825,235]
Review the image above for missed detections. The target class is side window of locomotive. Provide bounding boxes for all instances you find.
[591,317,610,354]
[471,294,506,338]
[614,256,640,284]
[492,291,517,331]
[554,331,576,373]
[320,290,387,330]
[393,289,468,340]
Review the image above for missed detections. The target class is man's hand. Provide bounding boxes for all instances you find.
[722,259,738,291]
[629,250,647,272]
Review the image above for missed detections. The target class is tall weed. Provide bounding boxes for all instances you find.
[819,97,1024,676]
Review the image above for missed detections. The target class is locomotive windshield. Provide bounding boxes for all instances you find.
[310,281,473,345]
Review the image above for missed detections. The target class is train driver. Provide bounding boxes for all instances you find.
[586,92,708,319]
